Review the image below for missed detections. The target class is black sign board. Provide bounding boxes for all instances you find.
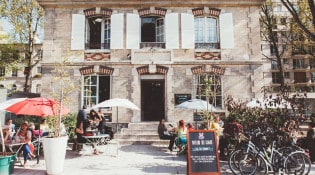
[187,130,220,175]
[193,114,203,121]
[175,94,191,105]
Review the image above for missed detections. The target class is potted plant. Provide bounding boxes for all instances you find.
[41,56,76,175]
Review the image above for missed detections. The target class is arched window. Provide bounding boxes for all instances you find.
[84,8,112,49]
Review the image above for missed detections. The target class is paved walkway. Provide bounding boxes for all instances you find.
[11,140,315,175]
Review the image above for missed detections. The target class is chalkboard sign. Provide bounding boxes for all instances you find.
[175,94,191,105]
[187,130,220,175]
[193,114,203,121]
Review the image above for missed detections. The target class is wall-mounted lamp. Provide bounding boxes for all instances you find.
[94,18,102,23]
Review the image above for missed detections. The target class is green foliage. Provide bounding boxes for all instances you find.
[45,113,77,140]
[0,44,21,69]
[224,89,307,133]
[15,115,43,129]
[0,0,44,92]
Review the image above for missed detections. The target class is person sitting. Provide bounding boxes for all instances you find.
[5,119,16,138]
[158,118,176,151]
[187,123,194,131]
[28,122,37,142]
[0,126,13,153]
[89,109,102,131]
[15,122,36,168]
[175,120,187,152]
[40,119,50,137]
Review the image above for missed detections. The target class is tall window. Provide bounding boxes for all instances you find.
[310,59,315,69]
[272,72,281,84]
[82,75,111,107]
[86,17,111,49]
[12,84,17,91]
[36,84,41,94]
[12,69,18,77]
[141,17,165,43]
[271,60,278,69]
[194,17,218,49]
[293,59,305,69]
[195,74,222,107]
[37,67,42,74]
[0,67,5,77]
[311,72,315,83]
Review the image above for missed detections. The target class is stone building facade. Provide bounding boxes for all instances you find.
[36,0,266,124]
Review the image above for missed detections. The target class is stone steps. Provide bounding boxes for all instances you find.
[118,122,174,147]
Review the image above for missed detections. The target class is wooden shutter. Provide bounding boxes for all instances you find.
[111,13,124,49]
[126,13,140,49]
[71,14,85,50]
[181,13,194,49]
[219,13,234,49]
[165,13,179,49]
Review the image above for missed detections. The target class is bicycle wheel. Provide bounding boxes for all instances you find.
[284,151,311,175]
[228,149,243,174]
[237,152,268,175]
[238,152,258,175]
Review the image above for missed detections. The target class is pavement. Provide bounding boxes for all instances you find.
[11,139,315,175]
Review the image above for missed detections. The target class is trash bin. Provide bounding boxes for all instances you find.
[9,154,16,174]
[0,155,11,175]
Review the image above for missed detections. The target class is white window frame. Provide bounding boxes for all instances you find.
[194,17,218,44]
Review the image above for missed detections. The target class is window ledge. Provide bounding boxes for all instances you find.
[84,49,110,53]
[195,48,221,52]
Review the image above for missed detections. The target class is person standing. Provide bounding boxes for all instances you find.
[304,122,315,162]
[175,120,188,151]
[211,115,223,148]
[74,105,88,150]
[158,118,176,151]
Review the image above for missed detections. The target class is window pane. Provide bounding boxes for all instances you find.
[194,17,218,44]
[207,18,218,43]
[83,75,111,107]
[104,18,111,45]
[194,17,204,43]
[195,74,222,107]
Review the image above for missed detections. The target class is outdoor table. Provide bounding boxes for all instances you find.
[82,134,110,149]
[5,142,24,154]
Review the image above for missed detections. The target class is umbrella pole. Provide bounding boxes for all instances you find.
[116,107,118,133]
[116,107,119,156]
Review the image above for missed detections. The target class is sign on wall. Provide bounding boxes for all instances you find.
[187,130,220,175]
[174,94,191,105]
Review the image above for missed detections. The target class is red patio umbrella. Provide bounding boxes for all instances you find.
[5,97,69,117]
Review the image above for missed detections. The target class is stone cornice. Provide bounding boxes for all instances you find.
[36,0,265,8]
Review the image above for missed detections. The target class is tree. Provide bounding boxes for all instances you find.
[0,44,21,78]
[260,0,293,89]
[281,0,315,42]
[48,55,77,137]
[0,0,43,92]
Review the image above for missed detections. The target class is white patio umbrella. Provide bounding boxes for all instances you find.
[246,98,291,109]
[91,98,140,133]
[0,98,27,111]
[176,99,217,111]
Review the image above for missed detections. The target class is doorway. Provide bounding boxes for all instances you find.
[141,79,165,121]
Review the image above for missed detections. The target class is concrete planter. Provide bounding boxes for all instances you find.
[42,136,68,175]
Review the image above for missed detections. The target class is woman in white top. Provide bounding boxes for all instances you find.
[15,123,36,168]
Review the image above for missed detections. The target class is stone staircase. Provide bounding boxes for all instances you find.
[117,122,175,147]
